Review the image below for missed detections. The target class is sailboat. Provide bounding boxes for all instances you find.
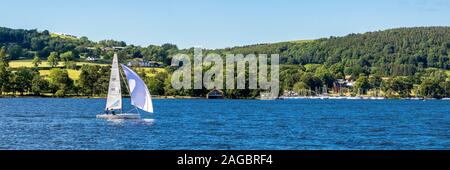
[96,53,153,119]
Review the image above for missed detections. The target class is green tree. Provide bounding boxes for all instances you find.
[48,52,59,68]
[419,77,446,99]
[146,71,168,95]
[299,72,322,90]
[293,82,309,94]
[350,66,368,80]
[381,79,394,97]
[92,66,110,96]
[48,68,74,97]
[280,65,302,91]
[31,74,49,96]
[75,65,110,96]
[143,45,165,61]
[315,66,335,88]
[0,62,11,94]
[6,44,24,60]
[440,81,450,97]
[78,65,103,96]
[32,54,42,67]
[389,77,414,98]
[161,43,179,65]
[164,74,177,96]
[354,76,370,94]
[329,63,345,79]
[369,74,383,89]
[31,37,46,51]
[12,67,35,95]
[60,51,74,67]
[0,47,9,67]
[65,61,77,69]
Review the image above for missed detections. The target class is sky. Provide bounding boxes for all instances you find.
[1,0,449,49]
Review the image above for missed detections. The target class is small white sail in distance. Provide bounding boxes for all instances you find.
[120,64,153,113]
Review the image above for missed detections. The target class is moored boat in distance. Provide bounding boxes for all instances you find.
[259,92,278,100]
[281,95,386,100]
[405,97,424,100]
[343,96,361,100]
[328,96,347,100]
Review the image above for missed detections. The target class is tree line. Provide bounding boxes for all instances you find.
[280,64,450,99]
[1,26,450,98]
[4,26,448,76]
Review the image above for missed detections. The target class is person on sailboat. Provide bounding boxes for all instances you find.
[105,108,109,115]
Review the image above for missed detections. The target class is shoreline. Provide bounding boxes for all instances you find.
[1,95,450,100]
[0,95,204,99]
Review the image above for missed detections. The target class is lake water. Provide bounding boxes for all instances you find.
[0,98,449,150]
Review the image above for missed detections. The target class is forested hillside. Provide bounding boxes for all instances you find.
[217,27,450,77]
[0,27,178,64]
[1,26,450,98]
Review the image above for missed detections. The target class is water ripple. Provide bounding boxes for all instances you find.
[0,98,449,150]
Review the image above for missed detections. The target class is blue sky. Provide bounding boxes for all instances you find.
[1,0,449,49]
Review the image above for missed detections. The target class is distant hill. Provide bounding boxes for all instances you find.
[216,27,450,76]
[50,32,78,40]
[1,26,450,76]
[0,27,128,61]
[0,26,175,65]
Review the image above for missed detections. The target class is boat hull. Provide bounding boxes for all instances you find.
[96,113,140,119]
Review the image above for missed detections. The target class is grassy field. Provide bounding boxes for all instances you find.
[9,60,164,80]
[9,60,108,68]
[134,67,167,77]
[38,69,81,80]
[289,39,315,44]
[10,60,98,80]
[39,68,165,81]
[50,33,78,40]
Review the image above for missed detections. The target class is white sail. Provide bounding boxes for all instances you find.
[120,64,153,113]
[105,54,122,111]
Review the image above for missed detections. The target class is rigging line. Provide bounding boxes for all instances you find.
[125,108,136,113]
[136,107,141,115]
[115,62,128,114]
[119,65,131,97]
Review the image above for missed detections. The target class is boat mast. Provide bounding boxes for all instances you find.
[117,53,123,114]
[119,59,127,114]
